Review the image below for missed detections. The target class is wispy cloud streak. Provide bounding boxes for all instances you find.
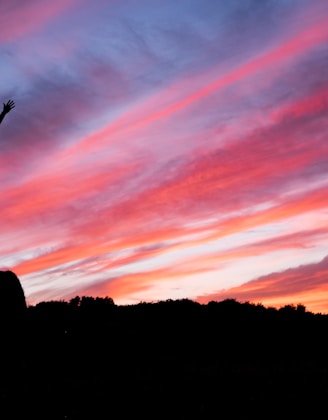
[1,0,328,312]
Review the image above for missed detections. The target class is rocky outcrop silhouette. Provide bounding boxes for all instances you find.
[0,270,26,318]
[0,270,27,408]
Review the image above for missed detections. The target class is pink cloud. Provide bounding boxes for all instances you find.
[271,87,328,122]
[57,13,328,161]
[2,0,327,309]
[11,110,327,279]
[124,15,328,133]
[0,0,79,43]
[6,75,328,291]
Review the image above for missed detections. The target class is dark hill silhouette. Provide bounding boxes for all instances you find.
[0,272,327,419]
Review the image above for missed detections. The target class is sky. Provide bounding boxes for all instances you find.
[0,0,328,313]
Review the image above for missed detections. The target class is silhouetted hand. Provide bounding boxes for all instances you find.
[0,99,15,124]
[3,99,15,114]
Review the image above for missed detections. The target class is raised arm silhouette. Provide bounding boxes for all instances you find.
[0,99,15,125]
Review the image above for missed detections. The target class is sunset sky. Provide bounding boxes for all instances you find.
[1,0,328,313]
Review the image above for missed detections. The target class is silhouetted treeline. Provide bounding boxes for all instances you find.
[1,283,328,418]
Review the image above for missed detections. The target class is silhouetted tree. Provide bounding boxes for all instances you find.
[69,295,81,307]
[1,292,327,418]
[296,303,306,313]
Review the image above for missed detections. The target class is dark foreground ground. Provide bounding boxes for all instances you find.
[0,298,327,419]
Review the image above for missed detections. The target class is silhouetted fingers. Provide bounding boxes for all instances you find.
[4,100,15,111]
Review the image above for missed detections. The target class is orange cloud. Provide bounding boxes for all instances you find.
[83,227,328,302]
[80,263,212,303]
[196,255,328,314]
